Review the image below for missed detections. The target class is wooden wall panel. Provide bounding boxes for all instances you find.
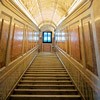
[95,20,100,52]
[32,32,35,47]
[23,30,28,53]
[82,20,97,73]
[27,29,30,50]
[70,25,81,62]
[30,31,33,49]
[0,19,10,68]
[0,19,2,35]
[27,29,33,50]
[43,44,52,52]
[38,37,42,52]
[62,31,66,52]
[70,28,75,57]
[32,32,34,48]
[62,42,66,51]
[65,29,69,54]
[74,26,81,61]
[11,24,23,61]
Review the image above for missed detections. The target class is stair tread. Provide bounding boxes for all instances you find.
[25,72,67,74]
[18,84,74,86]
[20,80,72,82]
[22,76,70,78]
[29,68,64,69]
[27,70,65,72]
[14,89,77,91]
[24,74,68,76]
[10,94,81,97]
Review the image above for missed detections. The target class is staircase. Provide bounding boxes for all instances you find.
[9,52,81,100]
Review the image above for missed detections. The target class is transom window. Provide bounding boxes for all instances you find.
[42,31,52,43]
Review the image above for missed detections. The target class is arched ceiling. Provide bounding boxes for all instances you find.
[16,0,74,28]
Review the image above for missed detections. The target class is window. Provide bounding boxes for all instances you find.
[43,31,52,43]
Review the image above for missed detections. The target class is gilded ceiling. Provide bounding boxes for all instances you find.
[18,0,74,28]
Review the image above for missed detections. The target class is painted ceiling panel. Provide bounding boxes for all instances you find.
[19,0,74,28]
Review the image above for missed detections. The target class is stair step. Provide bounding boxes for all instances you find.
[32,63,61,64]
[31,65,62,66]
[21,79,71,81]
[29,67,64,70]
[29,67,64,69]
[27,70,65,72]
[20,80,72,83]
[14,89,78,95]
[23,76,70,78]
[31,62,61,63]
[17,84,75,89]
[10,95,81,100]
[25,72,67,74]
[19,80,72,85]
[22,77,70,80]
[20,80,72,82]
[24,74,68,77]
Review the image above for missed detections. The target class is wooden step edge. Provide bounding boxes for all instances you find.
[24,74,68,75]
[14,89,77,92]
[30,67,63,68]
[22,77,70,79]
[28,69,65,70]
[23,75,69,77]
[25,72,67,74]
[10,94,81,98]
[17,84,75,87]
[27,70,66,71]
[20,80,72,83]
[22,76,69,78]
[29,68,64,69]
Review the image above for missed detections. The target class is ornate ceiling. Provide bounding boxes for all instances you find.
[17,0,74,28]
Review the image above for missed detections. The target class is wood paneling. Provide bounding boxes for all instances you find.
[11,24,23,61]
[62,42,66,51]
[0,19,2,41]
[62,30,66,52]
[83,22,93,68]
[93,0,100,54]
[92,0,100,76]
[23,29,28,53]
[32,31,34,48]
[0,19,10,68]
[95,20,100,52]
[0,19,2,38]
[82,19,97,74]
[43,44,52,52]
[65,30,69,54]
[27,29,33,50]
[24,29,35,53]
[70,25,81,62]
